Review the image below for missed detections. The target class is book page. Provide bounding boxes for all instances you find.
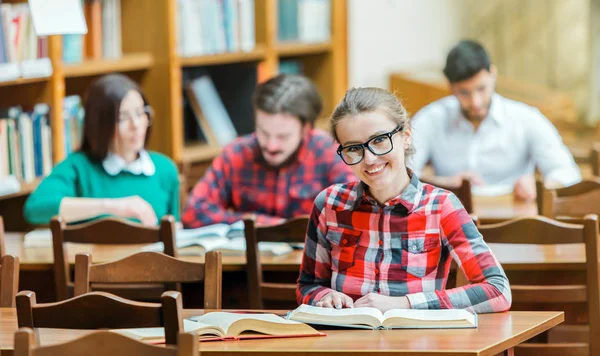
[112,319,223,341]
[189,312,311,337]
[382,309,476,328]
[142,235,230,254]
[23,228,52,248]
[288,304,384,328]
[225,220,245,238]
[223,237,293,256]
[177,223,231,240]
[383,309,474,321]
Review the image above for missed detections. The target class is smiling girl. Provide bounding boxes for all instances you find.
[296,87,511,313]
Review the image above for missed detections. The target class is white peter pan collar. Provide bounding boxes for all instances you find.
[102,150,155,176]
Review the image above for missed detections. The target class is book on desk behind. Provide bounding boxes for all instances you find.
[113,312,324,343]
[23,220,294,256]
[287,304,477,330]
[143,220,294,256]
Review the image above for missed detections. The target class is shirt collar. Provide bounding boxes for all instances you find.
[353,169,423,213]
[102,150,155,176]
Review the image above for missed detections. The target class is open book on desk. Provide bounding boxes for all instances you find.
[112,312,324,343]
[287,304,477,329]
[143,221,294,256]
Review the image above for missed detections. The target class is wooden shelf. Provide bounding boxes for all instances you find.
[63,52,154,78]
[276,42,332,57]
[182,143,222,163]
[0,76,50,87]
[179,46,267,67]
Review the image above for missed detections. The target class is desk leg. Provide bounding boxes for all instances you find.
[493,347,514,356]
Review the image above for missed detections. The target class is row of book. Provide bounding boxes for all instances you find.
[0,105,52,183]
[177,0,256,57]
[0,1,52,82]
[63,0,122,63]
[0,95,84,183]
[278,0,331,43]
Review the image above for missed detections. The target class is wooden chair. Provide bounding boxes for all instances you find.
[13,327,197,356]
[572,144,600,177]
[536,179,600,218]
[74,251,222,309]
[244,216,309,309]
[0,216,5,257]
[50,215,177,301]
[1,254,19,307]
[421,178,473,213]
[457,215,600,356]
[16,290,183,345]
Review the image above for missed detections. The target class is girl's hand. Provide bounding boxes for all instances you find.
[316,290,354,309]
[111,196,158,226]
[354,293,410,312]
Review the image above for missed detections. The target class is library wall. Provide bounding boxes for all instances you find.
[348,0,465,88]
[464,0,590,119]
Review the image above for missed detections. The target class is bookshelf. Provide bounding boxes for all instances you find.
[0,0,348,209]
[63,52,154,78]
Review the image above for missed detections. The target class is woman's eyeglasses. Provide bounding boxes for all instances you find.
[336,126,403,165]
[118,105,154,129]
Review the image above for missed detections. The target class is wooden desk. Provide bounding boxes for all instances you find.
[6,234,584,273]
[4,233,304,273]
[473,195,537,221]
[0,308,564,356]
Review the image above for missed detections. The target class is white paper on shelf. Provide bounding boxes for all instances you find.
[20,58,53,78]
[0,63,21,82]
[28,0,87,36]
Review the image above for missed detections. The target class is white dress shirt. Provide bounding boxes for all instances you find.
[409,94,581,194]
[102,150,156,176]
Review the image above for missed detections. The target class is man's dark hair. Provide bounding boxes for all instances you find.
[252,74,322,125]
[443,40,491,83]
[80,74,151,161]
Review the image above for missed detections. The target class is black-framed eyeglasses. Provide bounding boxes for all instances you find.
[336,126,403,165]
[118,105,154,129]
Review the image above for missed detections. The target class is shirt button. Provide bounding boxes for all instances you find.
[378,240,383,246]
[375,269,380,275]
[342,239,348,244]
[411,245,418,252]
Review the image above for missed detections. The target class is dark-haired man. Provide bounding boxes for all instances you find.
[182,74,355,228]
[409,40,580,201]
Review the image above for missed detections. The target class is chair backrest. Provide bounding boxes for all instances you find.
[0,216,5,257]
[573,144,600,177]
[16,290,183,345]
[74,251,222,309]
[244,216,309,309]
[421,178,473,213]
[537,179,600,218]
[0,254,19,307]
[458,215,600,356]
[50,215,177,301]
[13,327,197,356]
[590,145,600,177]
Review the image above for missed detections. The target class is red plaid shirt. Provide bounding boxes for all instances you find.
[182,129,355,228]
[297,171,512,313]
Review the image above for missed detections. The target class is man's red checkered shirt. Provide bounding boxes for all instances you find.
[182,129,355,228]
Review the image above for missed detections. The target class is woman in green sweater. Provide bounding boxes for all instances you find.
[24,74,180,226]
